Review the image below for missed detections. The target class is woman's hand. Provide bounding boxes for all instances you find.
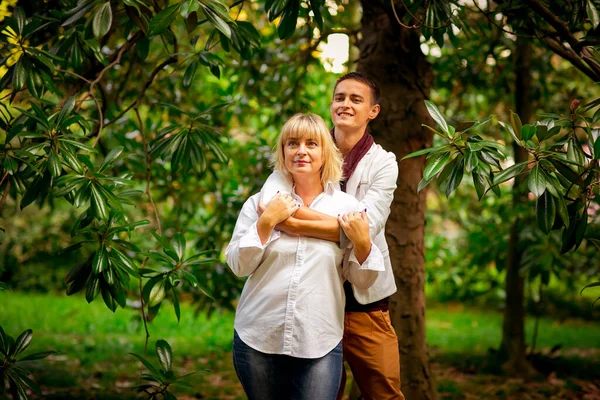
[338,210,371,263]
[257,193,300,243]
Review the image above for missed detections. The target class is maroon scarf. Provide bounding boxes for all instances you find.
[331,128,374,192]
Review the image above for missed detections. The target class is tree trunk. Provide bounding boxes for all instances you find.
[357,2,437,399]
[500,37,538,378]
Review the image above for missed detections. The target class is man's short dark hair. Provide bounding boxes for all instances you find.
[334,72,381,105]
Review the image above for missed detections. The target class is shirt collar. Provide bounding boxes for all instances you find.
[291,181,337,206]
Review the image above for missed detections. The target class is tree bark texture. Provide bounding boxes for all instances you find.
[357,2,437,399]
[500,37,538,378]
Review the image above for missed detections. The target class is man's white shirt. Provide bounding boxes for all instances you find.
[225,184,384,359]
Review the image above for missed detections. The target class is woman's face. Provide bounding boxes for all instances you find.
[283,135,323,181]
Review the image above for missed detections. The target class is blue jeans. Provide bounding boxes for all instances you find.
[232,331,343,400]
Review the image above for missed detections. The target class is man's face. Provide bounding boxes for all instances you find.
[330,79,380,132]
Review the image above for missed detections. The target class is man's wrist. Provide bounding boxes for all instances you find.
[277,217,298,234]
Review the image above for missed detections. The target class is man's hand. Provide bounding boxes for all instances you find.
[338,210,371,263]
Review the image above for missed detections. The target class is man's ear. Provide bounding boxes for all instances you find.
[368,104,381,120]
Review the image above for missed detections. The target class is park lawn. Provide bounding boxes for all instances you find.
[1,292,599,399]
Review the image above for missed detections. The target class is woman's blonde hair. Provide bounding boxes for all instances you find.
[272,113,343,187]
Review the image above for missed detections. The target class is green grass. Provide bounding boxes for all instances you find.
[1,292,599,399]
[426,304,600,353]
[0,291,235,360]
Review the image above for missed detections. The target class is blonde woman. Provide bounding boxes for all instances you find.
[225,113,384,400]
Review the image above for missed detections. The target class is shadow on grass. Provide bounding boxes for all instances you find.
[431,346,600,399]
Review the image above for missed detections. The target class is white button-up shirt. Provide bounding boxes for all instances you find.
[260,142,398,305]
[225,184,384,359]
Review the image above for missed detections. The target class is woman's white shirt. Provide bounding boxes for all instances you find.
[225,183,384,359]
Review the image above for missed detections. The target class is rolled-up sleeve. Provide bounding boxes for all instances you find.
[225,195,280,277]
[343,243,385,290]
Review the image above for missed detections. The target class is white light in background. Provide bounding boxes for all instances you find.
[318,33,349,73]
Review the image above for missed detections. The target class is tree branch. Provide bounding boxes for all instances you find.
[101,56,178,131]
[526,0,581,51]
[540,37,599,81]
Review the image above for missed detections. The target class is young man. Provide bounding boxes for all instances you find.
[259,72,404,400]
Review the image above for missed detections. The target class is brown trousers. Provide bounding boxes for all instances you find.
[337,310,405,400]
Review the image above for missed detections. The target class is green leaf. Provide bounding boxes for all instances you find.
[594,133,600,160]
[265,0,287,21]
[85,277,101,302]
[136,36,150,60]
[277,0,299,39]
[7,375,28,400]
[536,192,556,234]
[13,59,27,91]
[14,7,26,34]
[142,250,175,265]
[11,330,32,357]
[172,291,181,323]
[575,210,588,251]
[60,147,84,174]
[180,0,199,18]
[493,161,528,186]
[60,138,96,153]
[528,164,547,197]
[62,1,95,26]
[164,390,177,400]
[549,158,584,187]
[99,146,124,171]
[18,350,58,361]
[148,278,166,307]
[48,150,62,177]
[444,155,464,197]
[173,233,186,261]
[90,184,109,220]
[555,193,569,229]
[57,97,76,127]
[416,175,435,192]
[498,120,520,144]
[567,138,586,173]
[130,353,164,379]
[180,269,199,287]
[423,151,452,181]
[203,5,232,39]
[183,60,198,88]
[101,285,118,312]
[9,366,42,395]
[588,0,600,27]
[472,172,488,200]
[424,100,449,135]
[93,2,112,38]
[521,124,536,141]
[93,246,108,274]
[147,4,181,37]
[560,211,587,254]
[151,231,179,261]
[309,0,323,29]
[185,11,199,34]
[581,281,600,295]
[535,125,549,141]
[401,146,440,160]
[155,339,173,371]
[509,111,523,140]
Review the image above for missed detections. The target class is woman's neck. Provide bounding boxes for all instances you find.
[293,174,323,207]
